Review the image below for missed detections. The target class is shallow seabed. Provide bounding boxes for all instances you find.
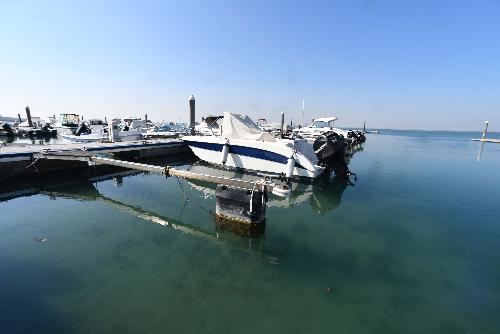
[1,133,500,333]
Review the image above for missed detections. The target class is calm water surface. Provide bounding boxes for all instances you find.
[1,133,500,333]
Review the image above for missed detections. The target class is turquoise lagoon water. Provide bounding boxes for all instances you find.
[1,132,500,333]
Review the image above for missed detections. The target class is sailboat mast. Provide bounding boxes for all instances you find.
[302,97,305,126]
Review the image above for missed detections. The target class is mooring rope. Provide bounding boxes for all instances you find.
[173,175,215,217]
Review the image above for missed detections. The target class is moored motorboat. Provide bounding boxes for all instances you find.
[60,119,108,142]
[195,115,223,136]
[17,118,57,138]
[51,113,80,135]
[1,123,15,137]
[183,113,350,180]
[293,117,366,145]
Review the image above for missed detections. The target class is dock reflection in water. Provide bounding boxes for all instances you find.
[0,172,258,251]
[0,158,354,255]
[183,162,353,235]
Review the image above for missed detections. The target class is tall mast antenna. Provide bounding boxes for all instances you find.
[302,97,305,126]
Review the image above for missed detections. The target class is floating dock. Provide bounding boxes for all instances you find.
[1,138,291,232]
[469,121,500,143]
[0,139,188,178]
[470,138,500,143]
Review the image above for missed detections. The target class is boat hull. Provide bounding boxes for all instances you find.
[60,133,107,142]
[183,136,324,179]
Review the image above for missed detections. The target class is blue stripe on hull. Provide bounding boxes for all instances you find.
[186,141,289,164]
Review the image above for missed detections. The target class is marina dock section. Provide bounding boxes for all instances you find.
[0,139,188,179]
[469,121,500,143]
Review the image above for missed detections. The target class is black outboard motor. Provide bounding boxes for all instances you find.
[75,122,91,136]
[40,124,55,137]
[347,130,366,145]
[313,131,350,178]
[2,123,15,136]
[356,130,366,143]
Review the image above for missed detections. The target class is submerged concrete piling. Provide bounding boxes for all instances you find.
[215,184,267,237]
[189,94,195,135]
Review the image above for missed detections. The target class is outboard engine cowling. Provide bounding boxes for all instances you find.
[313,131,345,165]
[76,122,91,136]
[2,123,15,136]
[313,131,349,178]
[355,131,366,143]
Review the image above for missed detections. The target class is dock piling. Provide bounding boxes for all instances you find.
[469,121,499,143]
[280,111,285,132]
[482,121,489,140]
[215,184,266,237]
[25,106,33,127]
[189,94,195,135]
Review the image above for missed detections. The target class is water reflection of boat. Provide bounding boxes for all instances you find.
[183,162,351,215]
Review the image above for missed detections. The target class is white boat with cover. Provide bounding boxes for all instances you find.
[183,113,349,179]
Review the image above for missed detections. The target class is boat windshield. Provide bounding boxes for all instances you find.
[60,114,80,126]
[312,121,330,128]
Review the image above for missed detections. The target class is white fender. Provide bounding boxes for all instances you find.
[221,143,230,165]
[286,157,295,178]
[272,185,291,197]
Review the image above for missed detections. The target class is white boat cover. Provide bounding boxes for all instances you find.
[222,112,276,142]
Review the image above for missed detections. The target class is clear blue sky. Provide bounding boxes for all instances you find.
[1,0,499,130]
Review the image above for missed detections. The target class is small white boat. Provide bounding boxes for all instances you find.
[60,133,107,142]
[257,118,282,134]
[292,117,350,141]
[51,113,80,135]
[183,113,349,179]
[117,117,143,141]
[195,115,223,136]
[60,119,108,142]
[144,123,188,138]
[293,117,367,146]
